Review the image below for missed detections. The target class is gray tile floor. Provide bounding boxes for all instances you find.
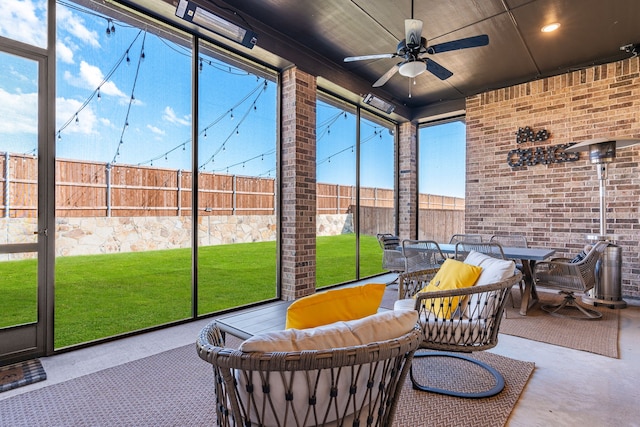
[2,277,640,426]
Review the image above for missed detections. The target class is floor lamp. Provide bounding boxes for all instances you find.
[565,137,640,308]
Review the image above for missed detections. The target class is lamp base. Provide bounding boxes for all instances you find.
[581,295,627,309]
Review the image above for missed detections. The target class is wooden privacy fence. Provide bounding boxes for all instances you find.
[1,153,464,217]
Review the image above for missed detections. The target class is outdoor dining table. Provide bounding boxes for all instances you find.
[437,243,556,315]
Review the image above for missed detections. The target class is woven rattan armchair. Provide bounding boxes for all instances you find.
[533,241,608,319]
[396,267,523,398]
[402,239,446,273]
[197,321,422,427]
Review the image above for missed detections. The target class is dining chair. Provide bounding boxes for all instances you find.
[448,233,483,245]
[454,241,506,261]
[490,234,528,249]
[376,233,405,284]
[402,239,446,273]
[490,234,528,302]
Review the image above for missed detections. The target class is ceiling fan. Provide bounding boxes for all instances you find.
[344,16,489,89]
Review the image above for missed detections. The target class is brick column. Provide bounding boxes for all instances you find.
[280,67,317,300]
[398,121,417,240]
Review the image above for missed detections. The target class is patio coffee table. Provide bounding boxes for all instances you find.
[215,300,292,340]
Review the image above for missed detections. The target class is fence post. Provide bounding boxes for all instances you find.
[336,183,339,214]
[177,169,182,216]
[232,174,237,215]
[106,163,111,217]
[3,152,9,218]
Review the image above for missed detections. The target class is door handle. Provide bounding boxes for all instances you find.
[33,229,48,237]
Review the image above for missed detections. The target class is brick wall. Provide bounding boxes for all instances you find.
[398,121,418,240]
[466,56,640,299]
[280,67,317,300]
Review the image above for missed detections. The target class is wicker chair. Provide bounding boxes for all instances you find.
[533,241,608,320]
[454,241,506,261]
[197,321,422,427]
[448,234,483,245]
[489,234,528,249]
[402,239,446,273]
[377,233,405,283]
[397,267,523,398]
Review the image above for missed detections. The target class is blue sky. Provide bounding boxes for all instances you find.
[0,0,465,196]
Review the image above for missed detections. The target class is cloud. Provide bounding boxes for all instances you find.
[147,124,165,135]
[56,5,100,48]
[162,106,191,126]
[0,88,38,134]
[64,60,126,99]
[56,96,98,136]
[57,39,75,64]
[0,0,47,47]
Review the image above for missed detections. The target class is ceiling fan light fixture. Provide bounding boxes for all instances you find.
[398,60,425,78]
[541,22,561,33]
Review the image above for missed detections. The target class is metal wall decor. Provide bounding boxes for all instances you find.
[507,126,580,168]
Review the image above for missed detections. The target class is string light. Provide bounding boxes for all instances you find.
[56,29,145,137]
[106,18,115,37]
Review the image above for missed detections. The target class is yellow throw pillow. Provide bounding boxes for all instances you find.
[285,283,386,329]
[416,259,482,319]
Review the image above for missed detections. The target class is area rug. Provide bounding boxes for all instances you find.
[0,341,534,426]
[500,289,620,358]
[0,359,46,393]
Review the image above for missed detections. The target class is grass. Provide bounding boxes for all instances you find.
[0,234,384,348]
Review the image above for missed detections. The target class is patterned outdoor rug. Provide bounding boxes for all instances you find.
[0,341,534,426]
[0,359,46,393]
[501,289,620,358]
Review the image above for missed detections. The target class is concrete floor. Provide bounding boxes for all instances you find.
[2,279,640,426]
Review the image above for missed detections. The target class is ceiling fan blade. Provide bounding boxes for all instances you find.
[344,53,395,62]
[405,19,423,47]
[427,34,489,54]
[426,58,453,80]
[373,64,400,87]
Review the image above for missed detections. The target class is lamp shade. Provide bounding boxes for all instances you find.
[398,60,426,78]
[565,138,640,164]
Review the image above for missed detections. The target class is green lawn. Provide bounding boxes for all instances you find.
[0,234,384,348]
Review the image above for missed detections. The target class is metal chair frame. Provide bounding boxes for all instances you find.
[402,239,446,273]
[398,268,523,398]
[533,241,608,320]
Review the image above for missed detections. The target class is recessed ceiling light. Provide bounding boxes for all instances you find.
[541,23,561,33]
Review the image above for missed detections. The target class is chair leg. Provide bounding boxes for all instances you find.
[385,274,399,286]
[541,291,602,320]
[409,352,505,398]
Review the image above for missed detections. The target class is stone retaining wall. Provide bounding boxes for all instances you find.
[1,214,353,259]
